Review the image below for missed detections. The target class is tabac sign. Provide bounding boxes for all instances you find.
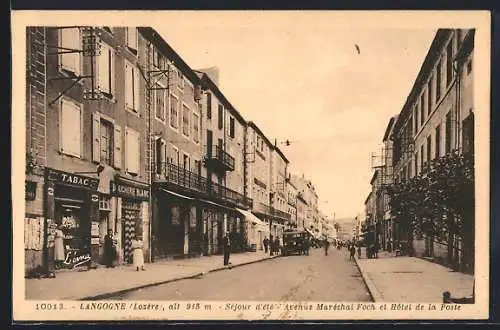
[110,178,149,201]
[45,168,99,190]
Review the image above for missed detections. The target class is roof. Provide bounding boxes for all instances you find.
[196,71,247,125]
[273,145,289,164]
[391,29,453,138]
[138,27,201,86]
[382,115,398,142]
[247,121,274,148]
[370,169,379,185]
[364,191,373,205]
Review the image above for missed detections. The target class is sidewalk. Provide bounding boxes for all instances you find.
[354,248,474,302]
[26,251,277,300]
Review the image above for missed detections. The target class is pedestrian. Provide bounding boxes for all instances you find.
[131,237,145,271]
[323,238,330,256]
[103,229,116,268]
[54,225,65,269]
[273,236,279,256]
[357,244,362,258]
[304,237,310,256]
[223,232,231,265]
[349,244,356,260]
[263,237,269,254]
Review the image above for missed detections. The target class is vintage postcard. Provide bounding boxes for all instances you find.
[12,10,491,321]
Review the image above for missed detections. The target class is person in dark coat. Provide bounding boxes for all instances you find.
[274,236,280,256]
[223,232,231,266]
[103,229,116,268]
[263,237,270,254]
[349,244,356,260]
[323,238,330,256]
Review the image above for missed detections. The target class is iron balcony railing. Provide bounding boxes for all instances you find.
[158,162,252,209]
[271,207,292,221]
[206,145,235,171]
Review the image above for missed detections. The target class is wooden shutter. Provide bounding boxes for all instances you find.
[134,67,140,111]
[60,28,80,74]
[124,61,132,109]
[114,124,122,169]
[97,44,110,94]
[92,112,101,163]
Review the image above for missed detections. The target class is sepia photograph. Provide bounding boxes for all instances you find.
[12,10,490,321]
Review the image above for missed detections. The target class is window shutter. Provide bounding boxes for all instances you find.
[125,129,130,172]
[134,131,140,173]
[124,61,132,109]
[160,140,166,170]
[60,28,80,74]
[97,44,110,94]
[92,112,101,163]
[114,124,122,169]
[134,68,140,111]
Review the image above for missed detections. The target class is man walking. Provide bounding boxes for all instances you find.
[349,244,356,260]
[263,237,269,254]
[223,232,231,266]
[323,238,330,256]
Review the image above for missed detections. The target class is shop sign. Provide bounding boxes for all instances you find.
[63,249,92,268]
[110,179,149,200]
[25,181,37,201]
[46,168,99,190]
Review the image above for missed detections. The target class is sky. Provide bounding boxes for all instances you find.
[156,13,437,219]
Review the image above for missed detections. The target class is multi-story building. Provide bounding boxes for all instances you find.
[286,178,298,228]
[390,28,475,268]
[290,174,318,235]
[269,144,291,237]
[25,26,152,275]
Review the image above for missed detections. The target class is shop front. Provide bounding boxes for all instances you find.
[110,176,150,265]
[44,168,100,273]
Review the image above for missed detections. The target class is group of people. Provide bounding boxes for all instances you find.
[103,230,146,271]
[262,236,283,255]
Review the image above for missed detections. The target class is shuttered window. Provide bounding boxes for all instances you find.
[124,60,139,111]
[97,43,114,96]
[126,27,138,52]
[60,98,82,157]
[182,104,190,137]
[59,28,81,75]
[125,128,140,174]
[192,112,200,143]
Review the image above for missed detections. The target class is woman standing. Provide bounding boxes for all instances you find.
[103,229,116,268]
[54,225,65,269]
[131,238,145,271]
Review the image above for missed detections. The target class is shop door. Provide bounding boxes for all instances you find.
[122,206,140,264]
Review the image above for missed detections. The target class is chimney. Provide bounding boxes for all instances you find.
[197,66,220,86]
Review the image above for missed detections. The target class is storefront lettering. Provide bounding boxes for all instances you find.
[63,250,92,268]
[111,181,149,200]
[46,168,99,190]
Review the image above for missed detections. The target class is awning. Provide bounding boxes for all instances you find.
[236,208,268,228]
[160,188,194,200]
[198,199,235,212]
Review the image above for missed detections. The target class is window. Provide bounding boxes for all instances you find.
[155,138,166,174]
[194,159,201,176]
[182,104,190,137]
[436,60,442,101]
[100,119,114,166]
[183,154,190,170]
[229,117,235,138]
[428,75,434,115]
[467,59,473,75]
[155,84,166,121]
[414,151,419,175]
[445,111,452,154]
[168,144,180,165]
[126,27,138,52]
[169,94,179,129]
[206,93,212,119]
[60,98,82,157]
[420,145,424,169]
[218,104,223,130]
[420,96,425,126]
[192,112,200,144]
[420,91,429,120]
[97,42,114,96]
[177,71,184,91]
[125,128,140,174]
[59,28,81,75]
[415,105,420,132]
[446,41,453,85]
[124,60,140,112]
[426,135,432,164]
[462,112,474,155]
[435,125,441,158]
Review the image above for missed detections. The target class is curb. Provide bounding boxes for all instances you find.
[79,255,279,301]
[353,256,383,303]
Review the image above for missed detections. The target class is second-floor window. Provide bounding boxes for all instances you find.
[182,104,190,137]
[125,127,140,174]
[229,117,235,138]
[59,28,81,75]
[60,98,82,157]
[446,40,453,86]
[420,92,426,123]
[124,60,140,112]
[155,138,166,174]
[169,94,179,129]
[435,125,441,158]
[426,135,432,164]
[100,119,114,166]
[445,111,452,153]
[97,42,114,97]
[436,60,442,101]
[428,75,434,115]
[192,112,200,144]
[218,104,223,130]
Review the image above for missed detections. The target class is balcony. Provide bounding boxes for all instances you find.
[253,202,272,216]
[271,207,292,222]
[205,145,235,172]
[158,162,252,209]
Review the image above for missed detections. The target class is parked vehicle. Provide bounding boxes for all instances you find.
[282,231,308,256]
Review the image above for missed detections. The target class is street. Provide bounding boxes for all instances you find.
[112,247,371,301]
